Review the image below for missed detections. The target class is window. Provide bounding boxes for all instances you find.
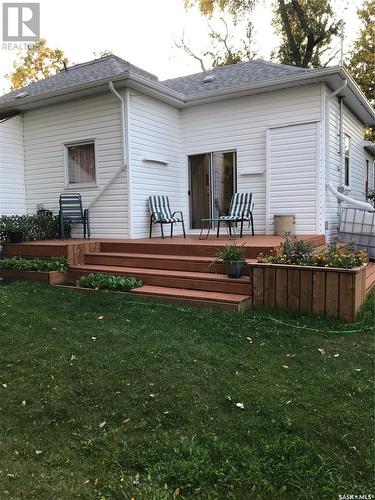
[344,135,350,187]
[66,141,96,185]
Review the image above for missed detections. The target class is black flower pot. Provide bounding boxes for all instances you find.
[225,260,246,279]
[7,231,24,243]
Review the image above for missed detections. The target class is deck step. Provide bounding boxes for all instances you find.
[68,264,252,295]
[99,240,277,259]
[132,285,251,311]
[84,251,253,275]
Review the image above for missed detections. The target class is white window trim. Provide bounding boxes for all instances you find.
[344,134,351,189]
[64,139,98,189]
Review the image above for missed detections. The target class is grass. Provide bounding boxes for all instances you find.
[0,281,374,499]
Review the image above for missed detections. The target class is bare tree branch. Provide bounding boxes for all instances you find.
[175,35,207,71]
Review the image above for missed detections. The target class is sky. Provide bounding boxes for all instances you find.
[0,0,364,92]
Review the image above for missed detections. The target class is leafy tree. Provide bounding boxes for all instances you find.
[93,50,113,58]
[6,39,68,90]
[347,0,375,105]
[273,0,342,67]
[185,0,341,68]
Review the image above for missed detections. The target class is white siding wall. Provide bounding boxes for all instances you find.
[23,93,128,237]
[267,122,319,234]
[129,92,181,238]
[181,84,323,234]
[325,89,368,240]
[0,115,26,215]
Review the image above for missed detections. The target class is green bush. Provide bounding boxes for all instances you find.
[76,273,143,292]
[0,214,71,243]
[257,235,367,269]
[0,256,69,272]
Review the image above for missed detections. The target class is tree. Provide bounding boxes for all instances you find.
[6,39,68,90]
[176,18,256,70]
[185,0,341,68]
[347,0,375,105]
[273,0,342,67]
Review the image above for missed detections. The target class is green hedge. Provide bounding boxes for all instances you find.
[76,273,142,292]
[0,214,71,243]
[0,256,69,272]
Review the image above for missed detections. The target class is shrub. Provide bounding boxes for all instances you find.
[257,235,367,269]
[367,188,375,206]
[76,273,142,292]
[0,256,69,272]
[0,214,71,243]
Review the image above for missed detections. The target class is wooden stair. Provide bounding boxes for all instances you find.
[67,245,253,310]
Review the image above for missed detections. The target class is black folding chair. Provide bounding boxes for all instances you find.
[59,193,90,239]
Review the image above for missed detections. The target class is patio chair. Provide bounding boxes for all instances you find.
[217,192,254,238]
[59,193,90,239]
[148,195,186,239]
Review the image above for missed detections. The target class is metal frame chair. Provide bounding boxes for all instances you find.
[217,192,254,238]
[59,193,90,239]
[148,195,186,239]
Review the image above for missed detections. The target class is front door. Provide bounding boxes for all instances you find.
[188,151,236,229]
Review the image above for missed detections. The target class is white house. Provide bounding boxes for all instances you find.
[0,55,374,240]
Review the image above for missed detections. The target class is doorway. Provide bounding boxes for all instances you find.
[189,152,236,229]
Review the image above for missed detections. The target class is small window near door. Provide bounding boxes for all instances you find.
[65,141,96,186]
[344,135,350,187]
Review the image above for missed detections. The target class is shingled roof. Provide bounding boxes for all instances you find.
[161,59,310,96]
[0,55,158,103]
[0,55,311,103]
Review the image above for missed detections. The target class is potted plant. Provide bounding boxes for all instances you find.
[6,220,24,243]
[212,242,247,279]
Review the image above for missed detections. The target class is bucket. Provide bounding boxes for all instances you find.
[273,214,295,236]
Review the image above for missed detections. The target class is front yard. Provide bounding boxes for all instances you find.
[0,281,374,499]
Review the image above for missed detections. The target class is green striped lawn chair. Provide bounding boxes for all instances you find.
[148,195,186,239]
[217,192,254,237]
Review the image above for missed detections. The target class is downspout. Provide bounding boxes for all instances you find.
[325,79,347,218]
[325,78,348,184]
[109,81,132,237]
[109,81,126,167]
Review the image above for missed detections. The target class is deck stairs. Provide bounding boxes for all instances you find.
[67,240,254,310]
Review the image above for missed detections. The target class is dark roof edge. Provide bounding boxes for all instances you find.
[0,65,373,124]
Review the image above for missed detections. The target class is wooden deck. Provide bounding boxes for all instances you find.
[4,234,374,311]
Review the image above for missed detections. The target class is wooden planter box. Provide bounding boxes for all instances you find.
[251,262,367,321]
[0,269,67,285]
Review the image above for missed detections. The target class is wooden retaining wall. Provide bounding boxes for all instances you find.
[251,263,368,321]
[0,269,67,285]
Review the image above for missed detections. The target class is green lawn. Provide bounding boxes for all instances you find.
[0,282,374,499]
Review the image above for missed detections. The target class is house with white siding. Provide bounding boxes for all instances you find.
[0,55,374,240]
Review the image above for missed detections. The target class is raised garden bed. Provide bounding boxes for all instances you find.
[251,262,367,321]
[0,268,68,285]
[0,256,69,285]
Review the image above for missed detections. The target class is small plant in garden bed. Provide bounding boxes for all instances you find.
[76,273,142,292]
[0,256,68,272]
[257,234,367,269]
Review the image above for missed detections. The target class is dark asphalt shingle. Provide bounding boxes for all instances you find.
[0,55,158,103]
[0,55,311,103]
[161,59,310,96]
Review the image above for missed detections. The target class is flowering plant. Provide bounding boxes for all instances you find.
[257,235,367,269]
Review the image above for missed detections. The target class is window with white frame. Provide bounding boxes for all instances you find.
[344,134,350,187]
[65,141,96,185]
